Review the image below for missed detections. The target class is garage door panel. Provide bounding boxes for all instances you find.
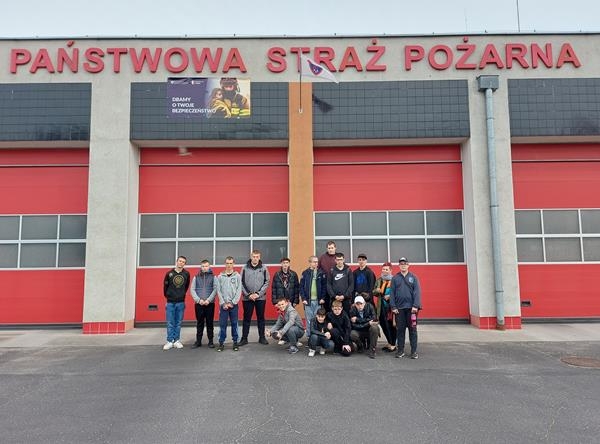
[314,163,463,211]
[519,264,600,317]
[0,167,89,214]
[513,162,600,209]
[139,165,289,213]
[0,270,84,324]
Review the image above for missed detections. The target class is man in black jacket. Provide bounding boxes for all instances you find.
[349,295,380,359]
[353,253,376,305]
[271,257,300,305]
[326,300,353,356]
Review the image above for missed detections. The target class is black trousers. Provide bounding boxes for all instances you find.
[395,308,418,353]
[379,307,397,346]
[242,299,266,339]
[330,328,352,356]
[194,302,215,342]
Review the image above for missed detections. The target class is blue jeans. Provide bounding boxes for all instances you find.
[308,334,334,351]
[303,300,320,337]
[278,325,304,345]
[166,302,185,342]
[219,304,239,344]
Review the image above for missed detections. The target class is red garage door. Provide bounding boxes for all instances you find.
[0,149,88,325]
[136,147,289,323]
[314,145,468,320]
[513,143,600,319]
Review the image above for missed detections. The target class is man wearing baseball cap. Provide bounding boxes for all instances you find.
[349,294,380,359]
[390,257,422,359]
[353,253,376,304]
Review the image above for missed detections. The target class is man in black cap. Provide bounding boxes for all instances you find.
[390,257,422,359]
[353,253,376,305]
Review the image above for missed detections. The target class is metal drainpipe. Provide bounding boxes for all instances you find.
[477,75,505,330]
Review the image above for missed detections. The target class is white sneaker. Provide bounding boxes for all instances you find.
[163,341,174,350]
[296,341,303,348]
[173,340,184,349]
[308,349,316,357]
[319,349,326,355]
[277,340,286,345]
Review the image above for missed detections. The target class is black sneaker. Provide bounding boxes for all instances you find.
[355,342,364,353]
[368,348,376,359]
[233,342,239,351]
[258,337,269,345]
[238,338,248,346]
[191,342,201,349]
[217,343,224,352]
[410,352,419,359]
[207,341,215,349]
[395,351,405,358]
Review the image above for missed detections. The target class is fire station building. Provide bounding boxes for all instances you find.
[1,34,599,333]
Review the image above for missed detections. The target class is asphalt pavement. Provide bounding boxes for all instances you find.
[1,324,599,444]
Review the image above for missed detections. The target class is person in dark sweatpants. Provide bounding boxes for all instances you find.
[190,259,217,348]
[239,249,270,346]
[390,257,422,360]
[326,300,353,356]
[349,295,380,359]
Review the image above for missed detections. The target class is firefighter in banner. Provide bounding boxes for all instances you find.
[220,77,250,118]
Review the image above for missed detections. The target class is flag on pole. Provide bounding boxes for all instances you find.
[300,55,339,83]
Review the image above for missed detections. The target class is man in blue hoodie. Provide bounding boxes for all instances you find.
[190,259,217,348]
[239,249,270,346]
[390,257,422,359]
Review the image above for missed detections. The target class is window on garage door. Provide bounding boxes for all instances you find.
[516,209,600,262]
[139,212,288,266]
[314,210,464,263]
[0,214,87,268]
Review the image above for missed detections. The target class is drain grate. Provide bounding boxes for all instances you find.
[561,356,600,369]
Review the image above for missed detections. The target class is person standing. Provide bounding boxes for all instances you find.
[300,255,329,336]
[215,256,242,352]
[373,262,397,353]
[390,257,422,359]
[271,257,300,306]
[162,256,190,350]
[239,249,270,346]
[318,240,337,277]
[353,253,376,305]
[327,252,354,314]
[190,259,217,348]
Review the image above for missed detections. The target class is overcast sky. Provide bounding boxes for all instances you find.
[1,0,598,38]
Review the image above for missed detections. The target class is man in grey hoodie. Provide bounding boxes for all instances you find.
[239,249,270,346]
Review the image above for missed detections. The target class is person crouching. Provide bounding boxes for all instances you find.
[266,298,305,354]
[307,308,334,357]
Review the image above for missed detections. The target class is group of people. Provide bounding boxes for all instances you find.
[162,241,422,359]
